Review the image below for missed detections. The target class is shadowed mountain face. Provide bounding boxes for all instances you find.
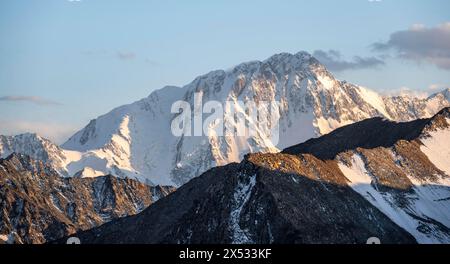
[60,108,450,244]
[283,116,429,160]
[284,108,450,243]
[60,155,415,244]
[0,153,175,244]
[283,107,450,160]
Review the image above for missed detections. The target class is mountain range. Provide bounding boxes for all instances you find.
[60,108,450,244]
[1,52,449,187]
[1,51,449,244]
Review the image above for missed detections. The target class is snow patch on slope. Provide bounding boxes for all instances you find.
[420,121,450,176]
[314,116,353,136]
[230,173,256,244]
[73,167,105,178]
[339,154,450,243]
[357,86,391,119]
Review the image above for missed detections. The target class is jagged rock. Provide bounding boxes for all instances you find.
[0,153,175,244]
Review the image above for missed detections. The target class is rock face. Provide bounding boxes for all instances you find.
[63,108,450,244]
[0,153,175,244]
[63,155,415,244]
[0,133,68,176]
[1,52,444,187]
[285,107,450,243]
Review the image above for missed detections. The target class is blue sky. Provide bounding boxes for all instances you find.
[1,0,449,143]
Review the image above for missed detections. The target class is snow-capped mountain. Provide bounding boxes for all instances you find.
[0,133,107,178]
[2,52,449,186]
[63,108,450,244]
[0,133,68,175]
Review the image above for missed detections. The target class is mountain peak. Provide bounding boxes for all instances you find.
[6,132,40,140]
[423,107,450,132]
[1,152,58,176]
[265,51,312,62]
[264,51,323,71]
[202,51,321,81]
[428,88,450,100]
[1,132,62,149]
[0,132,68,176]
[47,51,450,185]
[435,106,450,116]
[443,88,450,99]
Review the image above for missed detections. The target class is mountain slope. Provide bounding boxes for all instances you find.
[60,154,415,244]
[0,153,175,244]
[2,52,448,186]
[0,133,69,176]
[62,108,450,244]
[284,107,450,243]
[58,52,449,186]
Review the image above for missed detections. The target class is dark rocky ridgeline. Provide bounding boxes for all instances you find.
[0,153,175,244]
[283,116,429,160]
[62,152,416,244]
[283,107,450,160]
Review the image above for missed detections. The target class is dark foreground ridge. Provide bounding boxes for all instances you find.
[56,154,415,244]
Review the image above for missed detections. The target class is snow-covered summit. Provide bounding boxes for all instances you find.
[3,51,450,186]
[0,133,67,174]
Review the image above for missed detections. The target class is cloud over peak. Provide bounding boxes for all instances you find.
[372,22,450,70]
[313,50,385,72]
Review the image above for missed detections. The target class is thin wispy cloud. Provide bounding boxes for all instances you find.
[313,50,385,72]
[0,96,62,106]
[83,50,158,65]
[372,22,450,70]
[144,58,159,66]
[117,51,136,61]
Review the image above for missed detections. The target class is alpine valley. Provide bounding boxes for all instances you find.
[1,51,450,244]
